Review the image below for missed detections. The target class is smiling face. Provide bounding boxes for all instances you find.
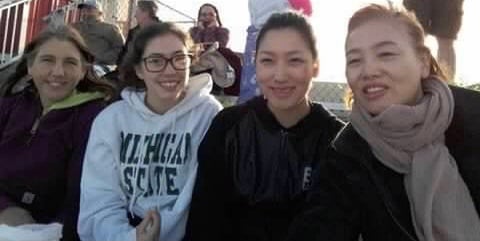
[28,38,86,108]
[345,19,429,115]
[135,33,191,113]
[256,28,319,113]
[199,5,217,27]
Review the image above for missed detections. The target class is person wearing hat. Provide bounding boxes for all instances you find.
[73,0,124,66]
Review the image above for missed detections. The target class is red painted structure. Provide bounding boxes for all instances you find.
[0,0,77,64]
[0,2,25,56]
[26,0,71,43]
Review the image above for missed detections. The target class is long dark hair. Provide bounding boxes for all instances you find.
[1,25,115,99]
[119,22,195,90]
[255,11,318,60]
[197,3,223,27]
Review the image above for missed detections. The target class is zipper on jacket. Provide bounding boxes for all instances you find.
[384,201,417,241]
[357,159,418,241]
[26,117,41,145]
[280,129,288,149]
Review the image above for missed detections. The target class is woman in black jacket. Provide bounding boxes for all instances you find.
[185,11,344,241]
[288,4,480,241]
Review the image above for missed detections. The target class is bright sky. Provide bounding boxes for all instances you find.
[157,0,479,86]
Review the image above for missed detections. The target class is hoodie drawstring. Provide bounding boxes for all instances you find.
[129,135,147,218]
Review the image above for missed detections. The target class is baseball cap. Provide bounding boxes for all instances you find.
[78,0,103,12]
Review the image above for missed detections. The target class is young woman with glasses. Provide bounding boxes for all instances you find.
[77,22,222,241]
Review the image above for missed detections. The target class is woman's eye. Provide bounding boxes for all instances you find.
[173,55,188,62]
[289,58,305,64]
[379,52,396,58]
[66,60,79,66]
[149,58,164,65]
[259,58,273,64]
[347,58,360,66]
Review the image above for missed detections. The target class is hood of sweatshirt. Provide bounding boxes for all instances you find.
[78,73,221,241]
[120,73,214,120]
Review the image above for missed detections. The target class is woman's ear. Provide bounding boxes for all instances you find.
[420,51,431,79]
[313,59,320,77]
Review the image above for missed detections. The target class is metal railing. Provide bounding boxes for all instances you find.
[154,0,195,23]
[0,0,31,69]
[43,1,80,26]
[0,0,81,70]
[0,0,197,70]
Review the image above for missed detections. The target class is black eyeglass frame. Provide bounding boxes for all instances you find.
[142,54,193,73]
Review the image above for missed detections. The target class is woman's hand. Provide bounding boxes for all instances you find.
[0,206,36,226]
[136,210,161,241]
[207,20,219,28]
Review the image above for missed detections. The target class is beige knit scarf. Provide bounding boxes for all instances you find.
[350,78,480,241]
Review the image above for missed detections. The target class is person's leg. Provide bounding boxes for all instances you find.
[403,0,432,33]
[430,0,464,79]
[436,37,456,79]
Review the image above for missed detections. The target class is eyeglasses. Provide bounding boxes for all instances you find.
[142,54,192,72]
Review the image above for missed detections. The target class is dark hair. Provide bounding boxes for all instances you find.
[120,22,195,90]
[197,3,223,27]
[1,25,115,99]
[137,0,158,19]
[255,11,318,60]
[344,4,447,107]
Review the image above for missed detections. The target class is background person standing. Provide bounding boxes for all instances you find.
[403,0,464,80]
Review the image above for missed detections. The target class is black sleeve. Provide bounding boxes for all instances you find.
[117,28,134,66]
[184,109,240,241]
[286,150,361,241]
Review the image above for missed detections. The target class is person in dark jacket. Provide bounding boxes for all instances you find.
[185,11,344,241]
[287,4,480,241]
[0,25,115,241]
[72,0,124,66]
[189,3,229,49]
[117,0,161,66]
[189,3,241,97]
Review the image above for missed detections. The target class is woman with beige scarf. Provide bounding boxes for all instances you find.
[286,4,480,241]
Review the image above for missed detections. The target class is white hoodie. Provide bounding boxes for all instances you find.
[78,74,222,241]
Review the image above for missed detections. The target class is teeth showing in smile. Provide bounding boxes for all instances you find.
[365,86,385,94]
[273,87,294,96]
[48,82,63,87]
[160,82,178,88]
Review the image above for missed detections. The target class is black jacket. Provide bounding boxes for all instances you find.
[185,97,344,241]
[287,86,480,241]
[117,18,161,66]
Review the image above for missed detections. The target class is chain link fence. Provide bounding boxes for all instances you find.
[95,0,135,36]
[310,81,350,121]
[92,0,197,38]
